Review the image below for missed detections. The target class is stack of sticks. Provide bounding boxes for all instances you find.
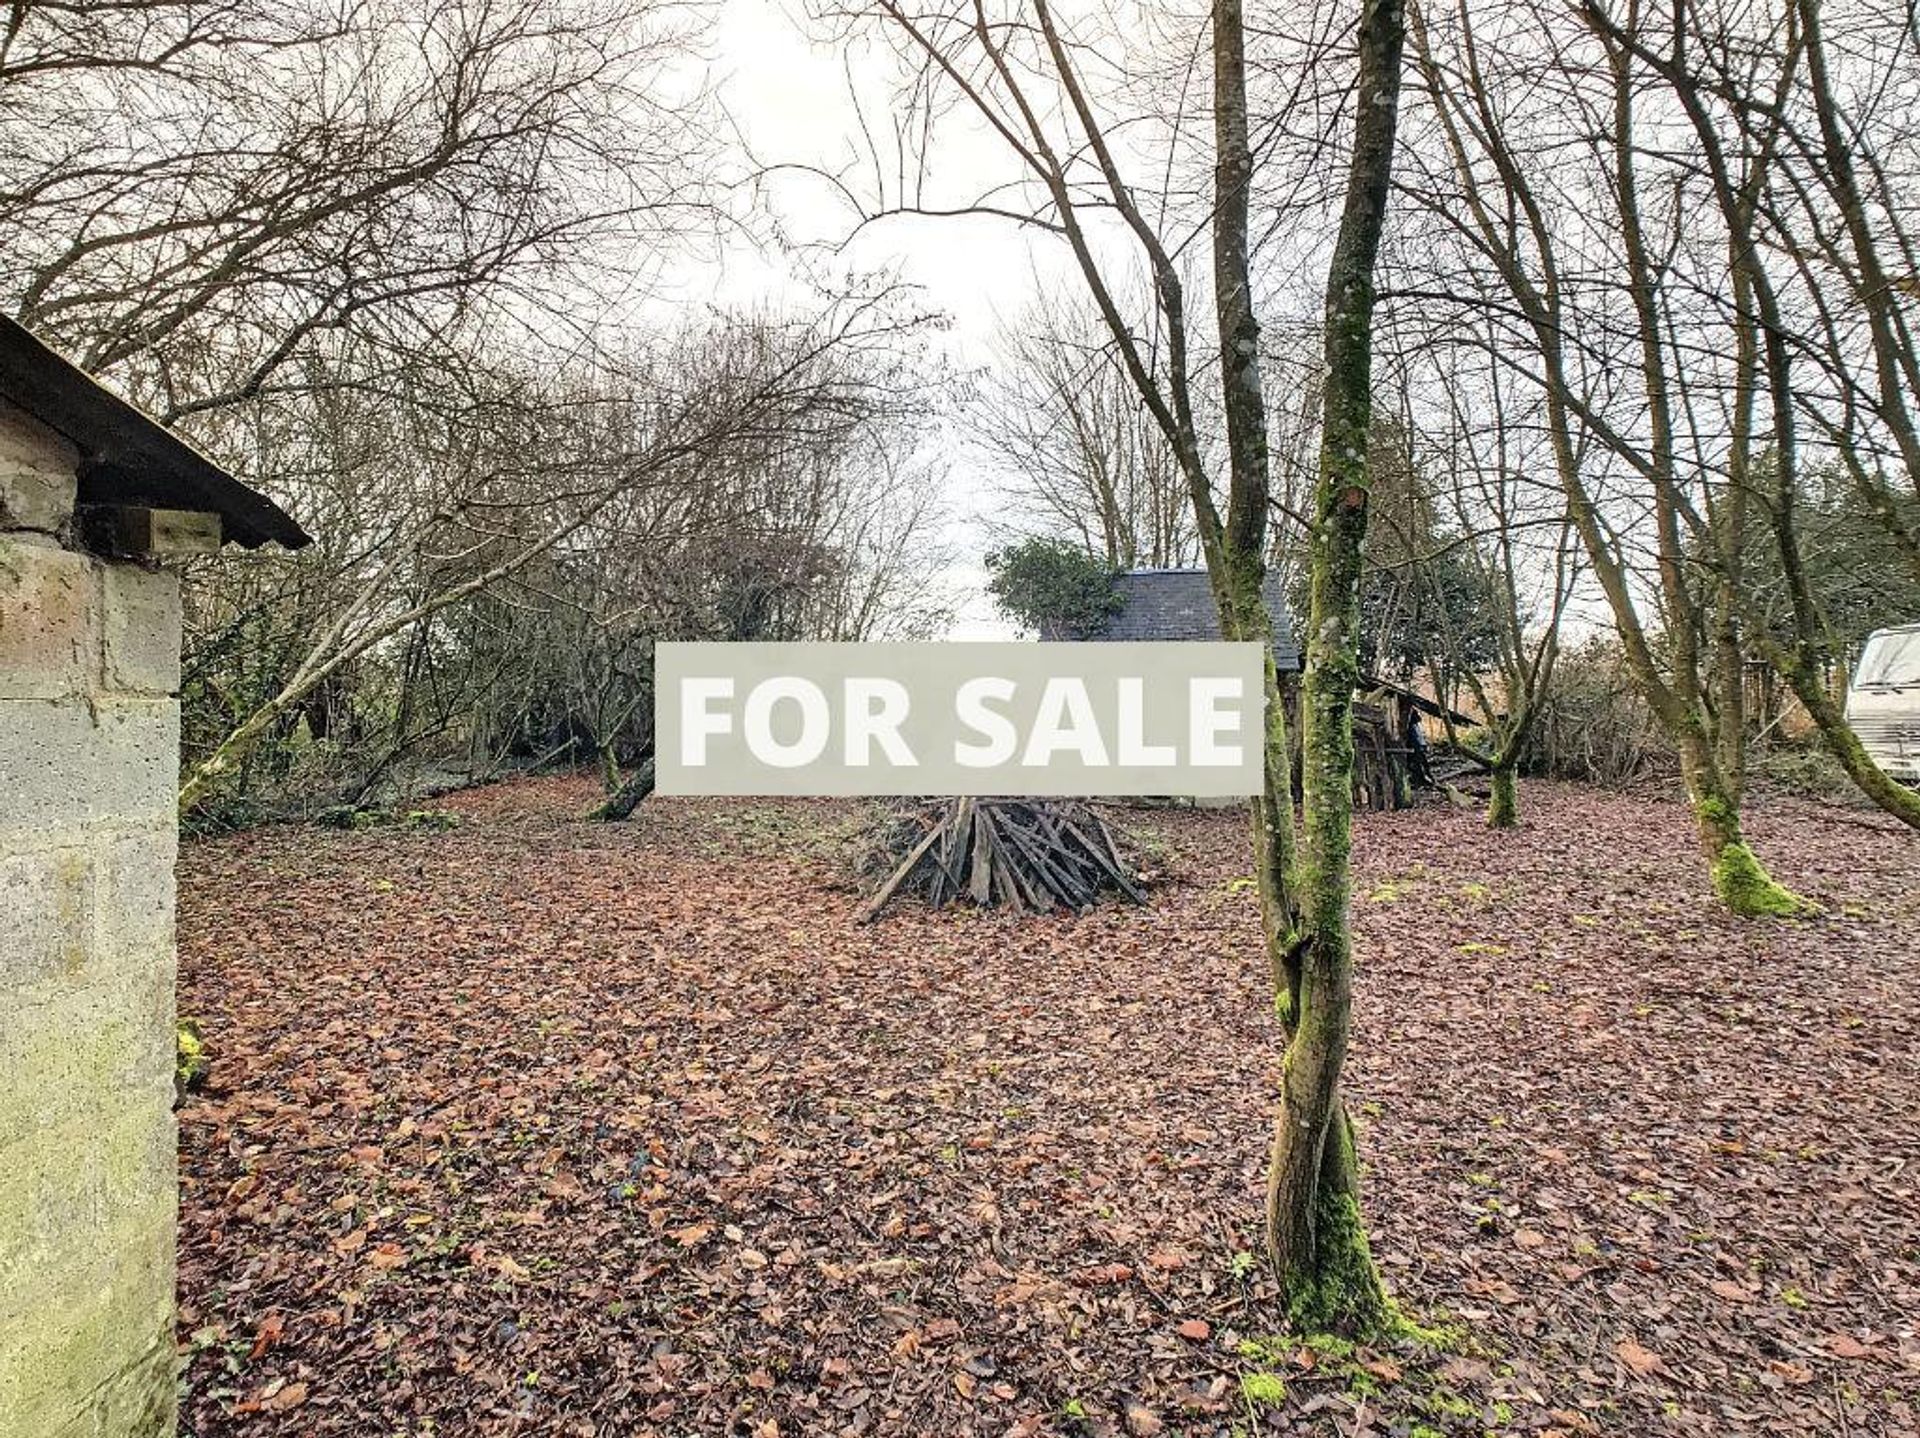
[860,797,1142,921]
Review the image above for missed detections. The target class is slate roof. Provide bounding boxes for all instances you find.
[0,316,308,549]
[1064,567,1301,671]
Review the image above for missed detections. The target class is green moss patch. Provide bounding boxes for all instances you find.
[1710,842,1815,919]
[175,1018,209,1100]
[1232,1303,1482,1435]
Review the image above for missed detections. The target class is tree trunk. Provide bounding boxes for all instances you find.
[178,704,287,815]
[1677,734,1808,917]
[1250,650,1300,981]
[1260,0,1404,1336]
[1779,668,1920,830]
[1487,763,1517,828]
[1209,0,1299,985]
[1484,705,1536,830]
[1733,620,1920,831]
[587,758,655,821]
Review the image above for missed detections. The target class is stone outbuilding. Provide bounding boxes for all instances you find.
[1062,565,1304,673]
[0,316,306,1437]
[1056,567,1436,809]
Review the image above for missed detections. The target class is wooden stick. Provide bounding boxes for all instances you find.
[860,822,943,922]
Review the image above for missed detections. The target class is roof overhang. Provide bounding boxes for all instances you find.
[0,316,309,550]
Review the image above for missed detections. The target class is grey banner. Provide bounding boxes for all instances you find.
[655,641,1266,797]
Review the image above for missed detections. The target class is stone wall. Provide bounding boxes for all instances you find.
[1,398,180,1437]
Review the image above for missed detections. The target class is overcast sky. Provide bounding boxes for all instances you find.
[691,0,1096,638]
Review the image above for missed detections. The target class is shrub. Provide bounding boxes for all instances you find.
[312,805,461,831]
[985,538,1121,637]
[1753,742,1871,806]
[1527,637,1673,786]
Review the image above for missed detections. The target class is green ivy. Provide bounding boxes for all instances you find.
[984,539,1121,638]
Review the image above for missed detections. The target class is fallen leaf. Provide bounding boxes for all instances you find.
[169,774,1920,1438]
[489,1251,530,1281]
[247,1313,286,1361]
[1549,1407,1603,1433]
[1615,1338,1662,1376]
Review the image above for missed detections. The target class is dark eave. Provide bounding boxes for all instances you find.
[0,316,308,550]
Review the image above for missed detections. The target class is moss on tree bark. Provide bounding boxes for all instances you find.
[1487,763,1517,828]
[1253,0,1405,1337]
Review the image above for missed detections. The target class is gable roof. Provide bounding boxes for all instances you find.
[1066,567,1301,670]
[0,316,308,549]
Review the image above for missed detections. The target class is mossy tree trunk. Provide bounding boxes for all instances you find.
[1483,689,1549,829]
[1487,762,1517,828]
[1254,0,1404,1335]
[1414,10,1807,914]
[1595,31,1794,917]
[1769,654,1920,830]
[587,758,655,822]
[1594,5,1920,838]
[873,0,1406,1337]
[1741,316,1920,833]
[1675,724,1806,917]
[1207,0,1299,989]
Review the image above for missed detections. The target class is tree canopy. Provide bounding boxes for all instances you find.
[984,538,1123,639]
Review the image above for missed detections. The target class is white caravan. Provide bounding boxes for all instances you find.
[1847,623,1920,784]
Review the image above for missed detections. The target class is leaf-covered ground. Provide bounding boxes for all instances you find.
[175,779,1920,1436]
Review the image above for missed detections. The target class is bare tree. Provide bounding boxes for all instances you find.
[1774,0,1920,561]
[1269,0,1406,1330]
[2,0,717,421]
[1397,0,1920,855]
[978,292,1196,567]
[1400,325,1579,825]
[176,299,937,813]
[1400,0,1822,913]
[816,0,1407,1328]
[1573,0,1920,831]
[2,1,957,818]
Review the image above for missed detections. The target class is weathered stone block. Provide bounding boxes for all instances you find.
[60,1327,178,1438]
[0,414,184,1437]
[93,825,178,959]
[0,1105,175,1305]
[0,399,79,535]
[0,698,178,842]
[100,563,182,695]
[0,958,173,1150]
[0,539,97,699]
[0,1208,176,1438]
[0,846,96,989]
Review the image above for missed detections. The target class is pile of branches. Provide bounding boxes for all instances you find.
[860,797,1142,921]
